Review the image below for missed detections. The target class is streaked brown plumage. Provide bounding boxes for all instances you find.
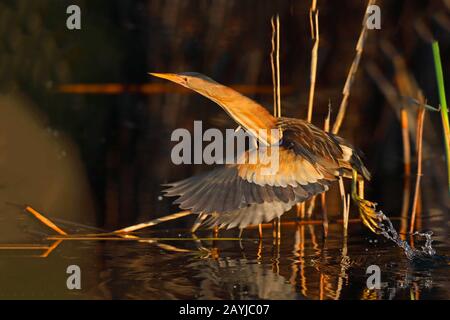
[151,72,370,231]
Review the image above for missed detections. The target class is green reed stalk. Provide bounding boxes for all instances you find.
[432,41,450,193]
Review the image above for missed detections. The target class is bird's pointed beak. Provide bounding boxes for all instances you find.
[149,72,184,84]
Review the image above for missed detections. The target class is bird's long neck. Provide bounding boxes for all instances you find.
[196,83,279,145]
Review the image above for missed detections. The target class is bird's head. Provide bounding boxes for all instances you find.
[149,72,220,98]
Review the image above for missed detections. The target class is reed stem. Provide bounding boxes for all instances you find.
[307,2,319,123]
[332,0,375,134]
[431,41,450,193]
[409,106,425,233]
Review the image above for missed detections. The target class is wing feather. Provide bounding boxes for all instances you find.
[163,165,330,217]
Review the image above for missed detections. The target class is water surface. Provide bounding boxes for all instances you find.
[0,220,448,300]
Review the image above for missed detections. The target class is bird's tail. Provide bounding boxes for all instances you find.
[349,150,371,181]
[332,134,371,181]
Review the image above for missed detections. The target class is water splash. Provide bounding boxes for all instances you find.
[376,211,436,261]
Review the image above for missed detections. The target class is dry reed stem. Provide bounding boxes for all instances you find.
[310,0,317,16]
[332,0,376,134]
[410,106,426,233]
[416,191,423,230]
[324,101,331,131]
[307,4,319,123]
[269,15,276,238]
[0,244,51,250]
[299,1,322,219]
[320,193,328,236]
[270,17,277,116]
[270,15,282,238]
[40,240,63,258]
[400,108,411,236]
[320,102,331,235]
[276,15,281,118]
[270,14,282,118]
[400,108,411,176]
[400,175,411,237]
[25,206,67,235]
[114,210,192,233]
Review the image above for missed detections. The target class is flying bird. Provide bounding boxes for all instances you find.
[151,72,370,232]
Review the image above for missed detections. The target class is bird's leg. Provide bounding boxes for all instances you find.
[296,202,306,218]
[351,169,384,234]
[306,196,317,218]
[277,217,281,241]
[272,220,276,238]
[258,223,263,239]
[272,220,277,244]
[358,179,365,199]
[272,218,281,245]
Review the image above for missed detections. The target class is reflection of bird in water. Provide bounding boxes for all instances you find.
[189,257,302,300]
[151,72,370,231]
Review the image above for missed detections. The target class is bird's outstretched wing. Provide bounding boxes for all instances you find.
[163,147,334,229]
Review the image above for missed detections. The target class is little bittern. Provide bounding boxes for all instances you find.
[151,72,370,231]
